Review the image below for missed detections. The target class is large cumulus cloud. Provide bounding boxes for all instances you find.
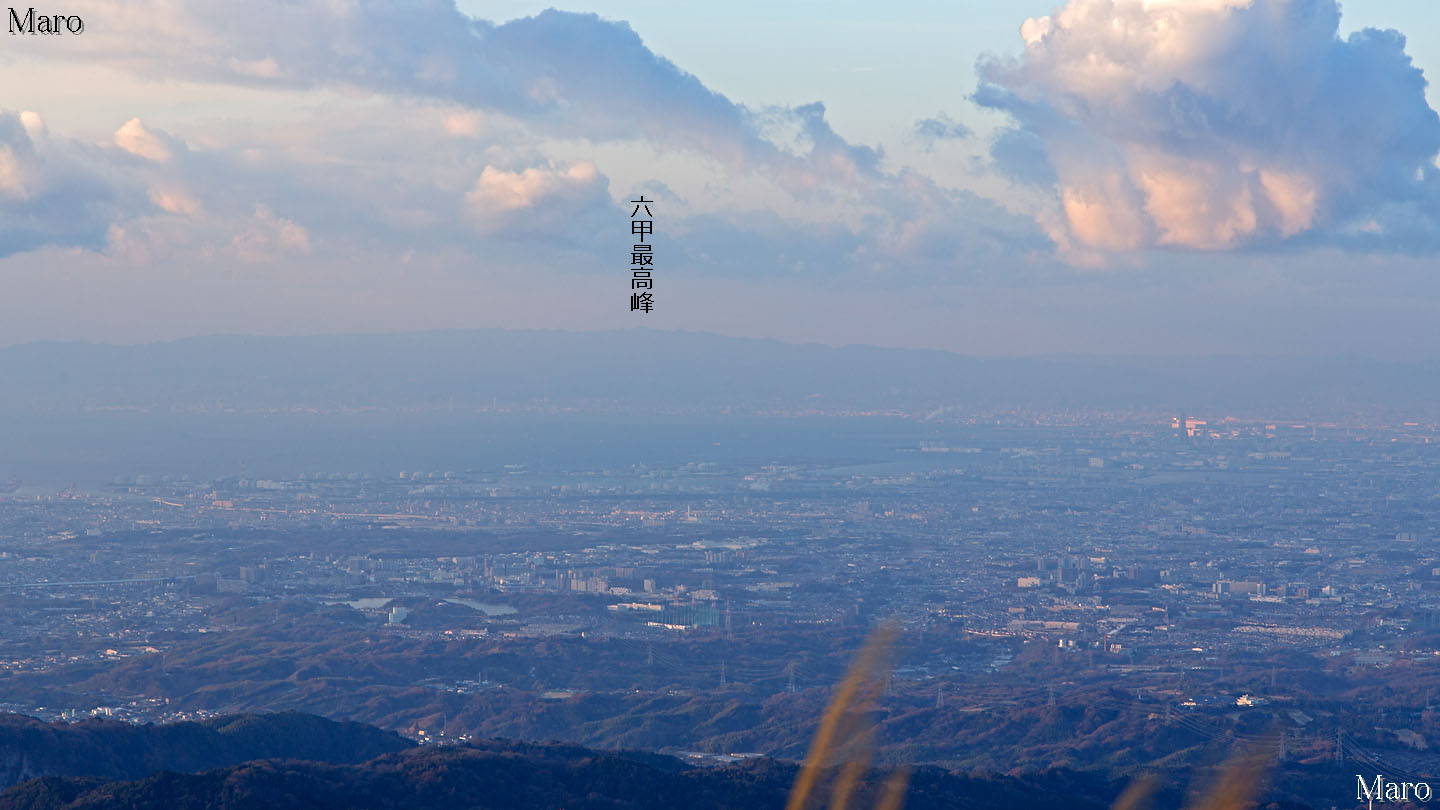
[975,0,1440,253]
[52,1,879,189]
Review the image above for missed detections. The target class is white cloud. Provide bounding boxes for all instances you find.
[442,110,486,138]
[231,204,312,260]
[468,163,598,212]
[0,146,32,200]
[149,186,202,217]
[56,2,884,192]
[114,118,182,163]
[18,111,47,140]
[465,161,612,240]
[977,0,1440,253]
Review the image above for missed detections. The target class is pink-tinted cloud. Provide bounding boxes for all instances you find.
[977,0,1440,253]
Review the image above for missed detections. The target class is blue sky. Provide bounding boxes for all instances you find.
[464,1,1438,136]
[1,0,1437,357]
[466,1,1056,141]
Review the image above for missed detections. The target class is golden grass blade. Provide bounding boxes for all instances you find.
[1188,744,1269,810]
[829,756,873,810]
[785,623,899,810]
[1109,774,1160,810]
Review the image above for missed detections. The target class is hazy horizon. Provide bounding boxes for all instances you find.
[7,324,1440,362]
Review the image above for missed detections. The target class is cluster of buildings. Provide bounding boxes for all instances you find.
[0,414,1437,724]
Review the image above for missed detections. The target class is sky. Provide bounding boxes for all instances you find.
[0,0,1437,357]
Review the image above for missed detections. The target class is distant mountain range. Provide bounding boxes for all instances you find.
[0,329,1434,415]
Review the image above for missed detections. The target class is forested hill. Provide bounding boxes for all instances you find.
[0,712,1363,810]
[0,712,410,791]
[0,737,1124,810]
